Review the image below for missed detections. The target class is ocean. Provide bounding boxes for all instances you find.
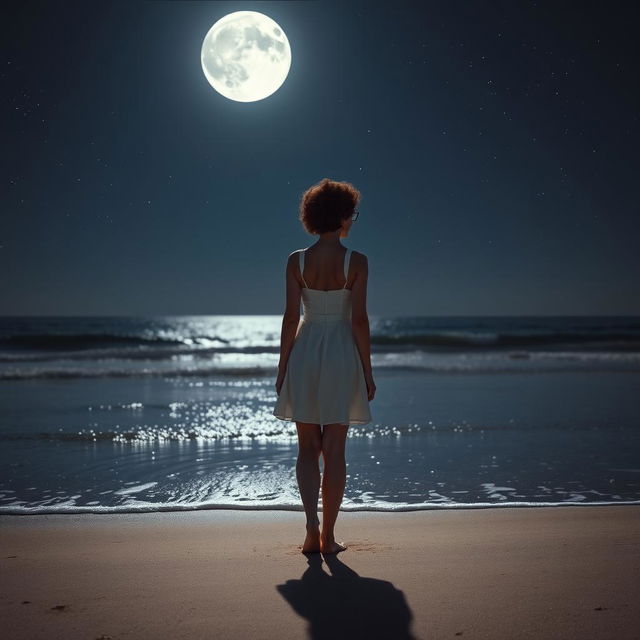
[1,315,639,514]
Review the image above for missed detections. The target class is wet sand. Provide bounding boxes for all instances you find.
[1,505,639,639]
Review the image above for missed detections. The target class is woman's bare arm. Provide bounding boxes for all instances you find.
[350,252,372,376]
[277,252,302,376]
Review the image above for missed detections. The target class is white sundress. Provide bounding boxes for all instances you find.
[273,247,372,426]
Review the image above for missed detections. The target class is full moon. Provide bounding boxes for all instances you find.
[200,11,291,103]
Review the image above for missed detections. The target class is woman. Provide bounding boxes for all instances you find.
[273,178,376,555]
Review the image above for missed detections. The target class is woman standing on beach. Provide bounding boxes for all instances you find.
[273,178,376,555]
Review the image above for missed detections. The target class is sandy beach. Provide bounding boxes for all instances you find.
[1,505,639,639]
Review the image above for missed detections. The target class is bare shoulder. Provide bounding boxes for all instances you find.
[285,250,302,267]
[351,250,369,271]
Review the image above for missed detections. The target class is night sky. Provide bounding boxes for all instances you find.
[3,0,639,317]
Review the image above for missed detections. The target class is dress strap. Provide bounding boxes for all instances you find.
[299,249,308,288]
[343,248,352,289]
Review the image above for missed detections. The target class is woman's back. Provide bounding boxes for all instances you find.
[299,244,355,291]
[299,244,368,327]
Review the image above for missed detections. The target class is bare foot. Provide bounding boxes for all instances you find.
[320,539,347,554]
[301,518,321,554]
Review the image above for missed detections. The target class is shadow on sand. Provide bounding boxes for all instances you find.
[276,551,416,639]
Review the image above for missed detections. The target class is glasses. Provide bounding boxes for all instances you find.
[351,210,359,221]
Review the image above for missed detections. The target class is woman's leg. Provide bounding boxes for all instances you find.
[320,423,349,553]
[295,422,322,553]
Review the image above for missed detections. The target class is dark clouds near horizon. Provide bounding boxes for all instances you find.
[2,0,639,316]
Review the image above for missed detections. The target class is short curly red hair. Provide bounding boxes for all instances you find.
[299,178,361,234]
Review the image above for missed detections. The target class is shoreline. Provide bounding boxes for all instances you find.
[2,505,639,639]
[2,499,640,516]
